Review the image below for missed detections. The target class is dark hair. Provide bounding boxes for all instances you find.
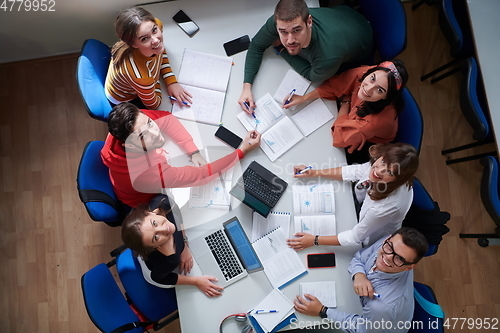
[121,201,173,259]
[274,0,309,23]
[111,7,156,68]
[107,102,141,142]
[356,59,408,118]
[367,143,419,201]
[391,227,428,264]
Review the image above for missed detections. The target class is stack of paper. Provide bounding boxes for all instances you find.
[249,289,294,333]
[300,281,337,308]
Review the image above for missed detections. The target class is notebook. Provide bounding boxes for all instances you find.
[230,161,288,217]
[189,216,263,288]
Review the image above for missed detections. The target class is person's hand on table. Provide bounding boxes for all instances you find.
[167,82,193,106]
[190,152,207,166]
[287,232,314,251]
[196,276,224,297]
[294,294,324,316]
[293,164,316,178]
[179,246,194,275]
[353,273,375,298]
[238,83,256,114]
[239,130,261,155]
[282,93,305,109]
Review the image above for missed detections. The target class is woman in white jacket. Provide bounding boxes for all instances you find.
[288,143,419,248]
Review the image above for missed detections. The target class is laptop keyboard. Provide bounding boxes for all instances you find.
[241,168,282,206]
[205,230,244,281]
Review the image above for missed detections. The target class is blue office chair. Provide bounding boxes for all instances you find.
[115,248,179,330]
[393,87,424,155]
[358,0,407,62]
[403,178,450,257]
[441,58,496,165]
[408,282,444,333]
[81,262,149,333]
[420,0,473,84]
[77,141,129,227]
[460,156,500,247]
[76,39,113,122]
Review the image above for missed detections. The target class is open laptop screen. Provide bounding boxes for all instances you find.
[224,217,263,273]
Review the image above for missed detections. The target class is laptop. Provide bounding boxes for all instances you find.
[189,216,263,288]
[230,161,288,217]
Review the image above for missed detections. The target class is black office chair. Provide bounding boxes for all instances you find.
[420,0,473,84]
[460,156,500,247]
[441,58,496,165]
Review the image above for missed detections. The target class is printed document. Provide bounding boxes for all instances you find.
[273,69,311,111]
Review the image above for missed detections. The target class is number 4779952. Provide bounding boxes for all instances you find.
[443,317,498,330]
[1,0,55,11]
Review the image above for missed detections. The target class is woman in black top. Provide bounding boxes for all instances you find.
[121,194,223,297]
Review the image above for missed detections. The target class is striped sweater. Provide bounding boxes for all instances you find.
[105,19,177,109]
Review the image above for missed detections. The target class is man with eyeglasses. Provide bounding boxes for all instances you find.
[294,227,428,332]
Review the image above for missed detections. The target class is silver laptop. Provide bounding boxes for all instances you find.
[189,216,263,288]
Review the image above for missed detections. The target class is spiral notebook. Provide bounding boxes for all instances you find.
[251,227,307,289]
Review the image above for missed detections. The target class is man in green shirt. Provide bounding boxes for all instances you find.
[238,0,373,113]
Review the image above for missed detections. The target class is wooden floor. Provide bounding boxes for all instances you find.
[0,2,499,332]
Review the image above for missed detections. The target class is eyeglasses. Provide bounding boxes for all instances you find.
[381,238,415,267]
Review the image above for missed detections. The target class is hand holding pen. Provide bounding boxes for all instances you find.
[283,88,296,106]
[293,165,314,178]
[169,96,191,106]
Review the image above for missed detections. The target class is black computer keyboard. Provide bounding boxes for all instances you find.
[242,168,282,206]
[205,230,244,281]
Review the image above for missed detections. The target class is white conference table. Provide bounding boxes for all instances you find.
[143,0,362,331]
[466,0,500,149]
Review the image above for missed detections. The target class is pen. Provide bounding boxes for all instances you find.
[373,293,381,298]
[296,166,312,174]
[284,88,296,105]
[255,310,279,314]
[244,101,256,118]
[169,96,190,106]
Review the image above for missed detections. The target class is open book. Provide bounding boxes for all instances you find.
[292,183,336,236]
[252,227,307,289]
[172,49,233,125]
[237,93,302,162]
[237,93,334,161]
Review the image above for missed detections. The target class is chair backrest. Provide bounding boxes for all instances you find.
[439,0,473,58]
[358,0,407,60]
[116,249,178,324]
[81,263,144,333]
[77,141,125,226]
[393,87,424,154]
[460,57,491,142]
[76,39,113,122]
[480,156,500,227]
[408,282,444,333]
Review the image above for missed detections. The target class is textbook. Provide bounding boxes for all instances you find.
[251,227,307,289]
[172,49,233,125]
[237,93,303,162]
[292,183,336,236]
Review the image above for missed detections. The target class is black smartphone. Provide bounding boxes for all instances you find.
[172,10,199,37]
[214,126,243,149]
[307,253,336,269]
[223,35,251,56]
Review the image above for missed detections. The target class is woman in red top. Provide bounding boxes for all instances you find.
[284,60,408,157]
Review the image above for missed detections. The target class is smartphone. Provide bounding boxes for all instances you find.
[223,35,251,56]
[214,126,243,149]
[172,10,199,37]
[307,253,336,269]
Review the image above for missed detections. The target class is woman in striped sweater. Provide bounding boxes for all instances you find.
[105,7,191,109]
